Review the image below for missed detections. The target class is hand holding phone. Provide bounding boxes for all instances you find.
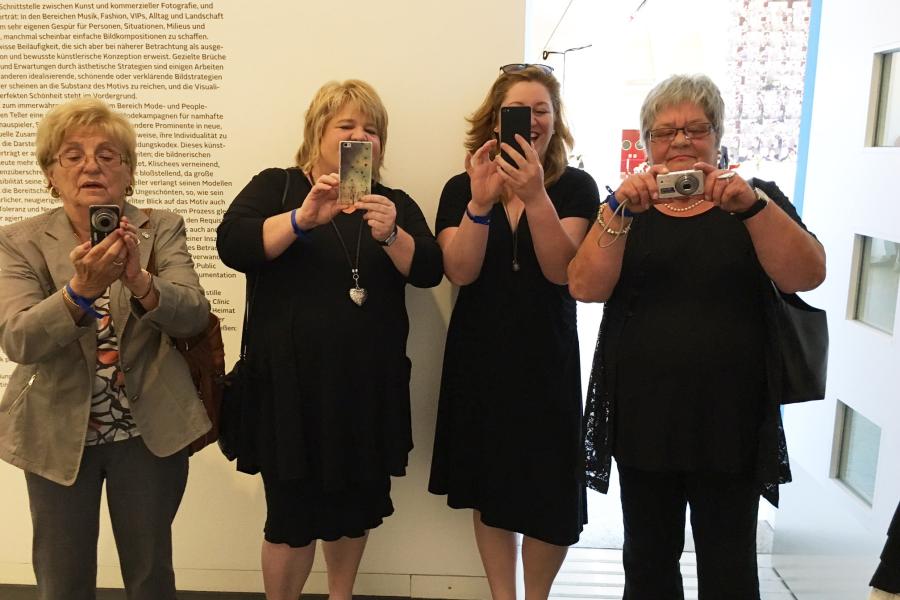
[339,141,373,206]
[499,106,531,166]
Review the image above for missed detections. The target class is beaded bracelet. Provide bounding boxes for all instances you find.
[595,203,632,248]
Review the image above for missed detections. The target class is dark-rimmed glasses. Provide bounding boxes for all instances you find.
[56,150,126,169]
[648,123,715,143]
[500,63,555,75]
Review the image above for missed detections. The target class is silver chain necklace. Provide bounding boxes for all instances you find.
[330,217,367,306]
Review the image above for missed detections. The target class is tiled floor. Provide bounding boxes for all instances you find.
[550,548,796,599]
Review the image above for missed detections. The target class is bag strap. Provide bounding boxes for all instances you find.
[239,168,292,360]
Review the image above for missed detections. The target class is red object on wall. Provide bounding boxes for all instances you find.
[620,129,647,178]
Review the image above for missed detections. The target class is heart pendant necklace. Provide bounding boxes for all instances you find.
[331,216,367,306]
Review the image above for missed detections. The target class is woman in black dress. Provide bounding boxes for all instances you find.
[568,74,826,599]
[217,80,442,600]
[429,64,598,600]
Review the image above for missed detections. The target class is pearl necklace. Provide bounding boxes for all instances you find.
[664,198,706,212]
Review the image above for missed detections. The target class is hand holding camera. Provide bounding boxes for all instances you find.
[69,222,128,299]
[613,164,673,214]
[691,161,757,213]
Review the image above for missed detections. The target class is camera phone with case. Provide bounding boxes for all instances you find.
[657,169,705,199]
[89,204,121,245]
[339,141,372,206]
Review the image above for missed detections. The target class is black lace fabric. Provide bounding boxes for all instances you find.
[582,242,794,508]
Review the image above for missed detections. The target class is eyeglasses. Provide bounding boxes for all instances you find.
[56,150,126,169]
[648,123,715,143]
[500,63,555,75]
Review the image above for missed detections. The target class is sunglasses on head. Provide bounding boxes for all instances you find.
[500,63,554,75]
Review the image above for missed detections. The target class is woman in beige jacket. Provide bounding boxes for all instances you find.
[0,97,210,600]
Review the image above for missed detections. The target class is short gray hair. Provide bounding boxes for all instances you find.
[639,74,725,149]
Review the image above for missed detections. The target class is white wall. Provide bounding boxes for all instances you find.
[0,1,525,596]
[773,2,900,598]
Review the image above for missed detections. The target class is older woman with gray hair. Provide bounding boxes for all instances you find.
[568,74,825,599]
[0,97,210,600]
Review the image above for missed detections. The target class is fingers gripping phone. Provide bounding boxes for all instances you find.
[339,141,373,205]
[89,204,121,245]
[499,106,531,166]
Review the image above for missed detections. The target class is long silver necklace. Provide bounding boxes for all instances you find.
[501,202,520,272]
[330,217,367,306]
[664,198,706,212]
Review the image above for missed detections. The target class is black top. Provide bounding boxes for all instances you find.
[871,499,900,592]
[584,179,814,505]
[428,167,599,546]
[612,206,767,473]
[217,168,442,490]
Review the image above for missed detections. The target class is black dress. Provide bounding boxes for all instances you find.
[584,179,812,505]
[428,167,599,546]
[217,168,442,543]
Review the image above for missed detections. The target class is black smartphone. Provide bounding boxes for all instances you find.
[89,204,120,245]
[499,106,531,166]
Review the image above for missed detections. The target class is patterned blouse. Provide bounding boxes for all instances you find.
[84,290,140,445]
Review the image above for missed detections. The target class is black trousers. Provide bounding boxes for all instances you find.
[618,465,761,600]
[25,437,189,600]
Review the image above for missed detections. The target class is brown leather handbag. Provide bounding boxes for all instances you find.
[142,209,226,453]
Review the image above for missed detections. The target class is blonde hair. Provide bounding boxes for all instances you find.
[466,66,573,186]
[295,79,389,181]
[640,74,725,150]
[35,97,137,188]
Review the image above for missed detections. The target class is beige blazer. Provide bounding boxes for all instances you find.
[0,203,212,485]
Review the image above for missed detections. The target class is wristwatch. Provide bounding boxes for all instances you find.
[378,226,398,247]
[734,187,770,221]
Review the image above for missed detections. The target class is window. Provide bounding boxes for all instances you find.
[870,49,900,147]
[853,235,900,334]
[834,401,881,505]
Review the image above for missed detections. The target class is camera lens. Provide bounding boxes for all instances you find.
[674,173,699,196]
[91,208,117,232]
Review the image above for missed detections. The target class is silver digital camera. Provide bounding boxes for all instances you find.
[657,169,705,199]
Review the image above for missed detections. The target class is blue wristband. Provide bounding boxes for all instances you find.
[465,206,491,225]
[605,186,635,218]
[290,209,308,238]
[65,284,103,319]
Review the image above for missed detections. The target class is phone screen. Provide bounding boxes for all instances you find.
[499,106,531,166]
[338,141,373,205]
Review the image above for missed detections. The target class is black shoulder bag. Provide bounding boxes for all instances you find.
[218,169,292,461]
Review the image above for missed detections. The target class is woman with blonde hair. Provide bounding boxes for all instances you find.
[429,64,598,599]
[217,79,442,600]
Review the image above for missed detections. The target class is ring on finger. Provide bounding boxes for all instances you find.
[717,171,736,181]
[113,259,125,266]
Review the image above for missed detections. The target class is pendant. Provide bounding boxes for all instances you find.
[512,260,520,272]
[349,286,368,306]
